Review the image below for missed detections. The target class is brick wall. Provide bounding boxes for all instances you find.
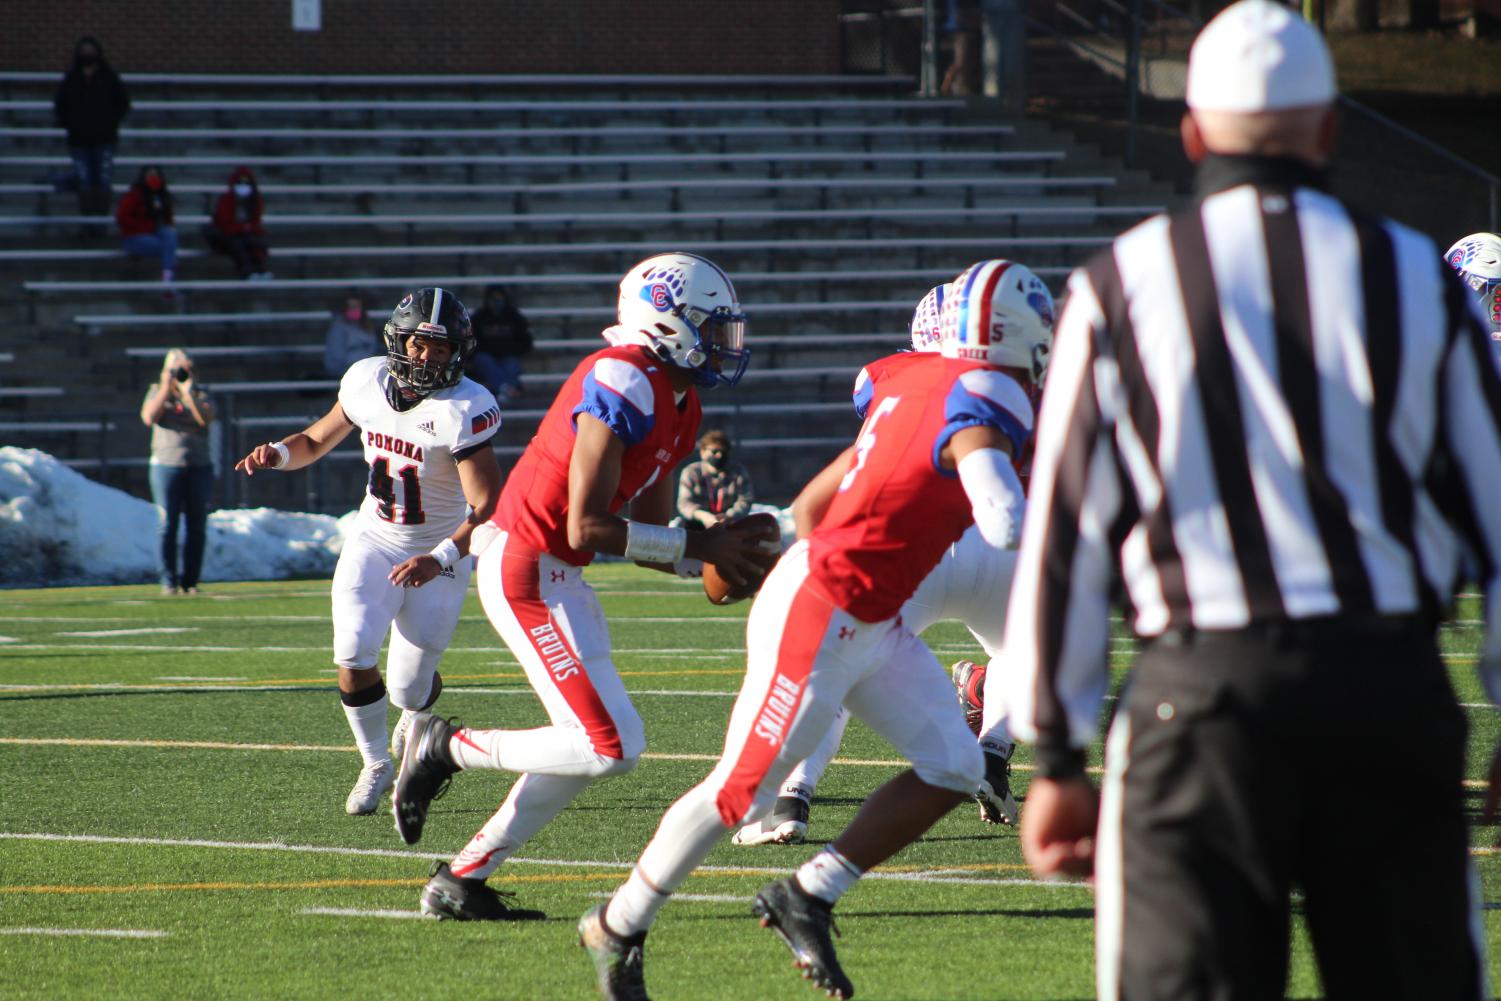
[8,0,842,75]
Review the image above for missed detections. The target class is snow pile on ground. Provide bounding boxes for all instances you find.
[0,447,353,587]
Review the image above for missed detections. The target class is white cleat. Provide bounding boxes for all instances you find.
[731,797,810,845]
[345,759,394,816]
[390,710,416,764]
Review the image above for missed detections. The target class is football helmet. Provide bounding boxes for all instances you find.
[909,283,948,353]
[1445,232,1501,334]
[602,252,749,389]
[939,259,1055,383]
[383,287,475,405]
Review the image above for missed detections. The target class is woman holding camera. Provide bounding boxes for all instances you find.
[141,349,215,594]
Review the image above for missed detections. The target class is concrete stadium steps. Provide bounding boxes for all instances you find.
[0,77,1180,504]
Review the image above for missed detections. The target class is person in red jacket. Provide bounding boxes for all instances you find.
[116,164,178,292]
[204,166,271,280]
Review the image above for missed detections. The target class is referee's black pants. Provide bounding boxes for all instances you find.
[1095,616,1486,1001]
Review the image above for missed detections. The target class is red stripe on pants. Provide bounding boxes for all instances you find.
[501,533,623,759]
[713,582,832,826]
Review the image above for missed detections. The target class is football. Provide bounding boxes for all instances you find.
[703,511,783,606]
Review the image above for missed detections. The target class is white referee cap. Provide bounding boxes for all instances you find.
[1186,0,1336,112]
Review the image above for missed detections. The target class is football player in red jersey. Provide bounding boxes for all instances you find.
[580,260,1056,1001]
[388,253,772,921]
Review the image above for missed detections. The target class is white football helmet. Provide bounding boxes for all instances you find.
[1446,232,1501,333]
[602,252,749,388]
[909,284,948,353]
[939,259,1056,382]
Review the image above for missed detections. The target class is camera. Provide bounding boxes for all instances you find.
[172,367,190,381]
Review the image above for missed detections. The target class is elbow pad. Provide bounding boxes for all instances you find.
[957,447,1026,549]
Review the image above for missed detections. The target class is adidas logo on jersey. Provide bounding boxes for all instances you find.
[417,420,436,436]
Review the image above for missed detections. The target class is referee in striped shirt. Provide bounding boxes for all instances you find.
[998,3,1497,998]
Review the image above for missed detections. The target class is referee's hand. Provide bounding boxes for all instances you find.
[1020,775,1098,880]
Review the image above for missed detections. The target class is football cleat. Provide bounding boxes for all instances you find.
[951,660,986,737]
[392,712,460,845]
[578,903,651,1001]
[732,796,810,846]
[975,748,1019,826]
[752,878,855,1000]
[420,860,544,921]
[390,711,414,764]
[344,759,394,816]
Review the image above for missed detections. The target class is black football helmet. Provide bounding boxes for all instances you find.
[383,287,474,406]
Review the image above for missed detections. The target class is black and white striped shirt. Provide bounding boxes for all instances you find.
[1000,155,1501,767]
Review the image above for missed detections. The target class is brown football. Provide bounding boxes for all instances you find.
[703,511,783,606]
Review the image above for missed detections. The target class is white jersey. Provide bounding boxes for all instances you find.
[338,356,501,552]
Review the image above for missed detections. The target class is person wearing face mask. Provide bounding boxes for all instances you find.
[116,164,178,295]
[53,36,130,218]
[141,349,216,595]
[205,166,271,280]
[675,429,755,530]
[324,294,381,378]
[466,284,533,404]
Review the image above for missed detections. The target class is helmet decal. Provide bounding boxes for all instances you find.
[1027,290,1055,330]
[642,281,674,312]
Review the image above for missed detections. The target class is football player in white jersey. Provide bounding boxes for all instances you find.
[732,276,1037,846]
[236,287,504,816]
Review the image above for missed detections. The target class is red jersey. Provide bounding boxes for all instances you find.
[495,345,702,565]
[851,350,930,422]
[809,355,1036,622]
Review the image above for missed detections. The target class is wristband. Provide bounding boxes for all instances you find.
[269,441,290,469]
[428,538,461,568]
[624,521,687,564]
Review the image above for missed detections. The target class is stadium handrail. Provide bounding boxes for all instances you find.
[28,265,1073,295]
[0,97,963,114]
[0,234,1114,265]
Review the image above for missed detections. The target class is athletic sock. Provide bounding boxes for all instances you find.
[606,867,672,937]
[794,846,863,905]
[340,681,389,767]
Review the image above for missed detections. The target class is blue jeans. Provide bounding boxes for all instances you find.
[149,464,213,589]
[68,144,115,192]
[468,352,523,401]
[123,225,179,272]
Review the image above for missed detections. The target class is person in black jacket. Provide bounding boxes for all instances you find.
[53,36,130,217]
[467,284,533,403]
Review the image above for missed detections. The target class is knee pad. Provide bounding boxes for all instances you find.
[385,643,442,711]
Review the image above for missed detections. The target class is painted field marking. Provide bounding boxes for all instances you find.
[301,907,428,920]
[0,927,169,939]
[156,676,249,682]
[0,832,1086,889]
[0,637,15,644]
[57,627,199,638]
[588,891,745,903]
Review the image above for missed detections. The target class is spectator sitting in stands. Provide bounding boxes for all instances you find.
[204,166,271,280]
[323,295,378,378]
[53,35,130,218]
[675,429,755,529]
[467,284,533,403]
[116,164,178,295]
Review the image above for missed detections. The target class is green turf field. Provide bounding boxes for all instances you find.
[1,567,1498,1000]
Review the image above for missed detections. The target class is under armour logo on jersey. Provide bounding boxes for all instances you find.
[417,420,436,436]
[837,626,855,640]
[550,570,566,582]
[656,448,673,463]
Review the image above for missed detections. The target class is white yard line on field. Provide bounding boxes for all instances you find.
[0,831,1080,889]
[0,926,169,938]
[300,907,429,920]
[588,891,746,903]
[56,627,199,637]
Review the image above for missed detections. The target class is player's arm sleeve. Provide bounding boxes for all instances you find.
[1436,265,1501,706]
[957,447,1026,549]
[851,366,874,421]
[573,357,656,447]
[994,269,1122,778]
[932,368,1034,472]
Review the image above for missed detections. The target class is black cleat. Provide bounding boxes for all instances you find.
[392,712,460,845]
[420,860,545,921]
[578,903,650,1001]
[752,877,855,999]
[975,748,1019,825]
[951,659,986,737]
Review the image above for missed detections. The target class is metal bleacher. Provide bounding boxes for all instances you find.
[0,71,1176,510]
